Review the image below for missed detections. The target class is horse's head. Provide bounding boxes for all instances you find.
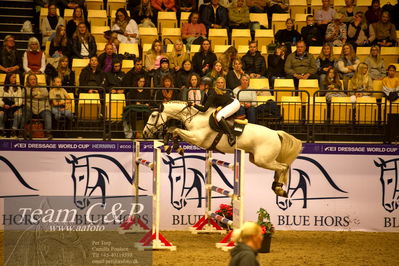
[66,155,91,209]
[143,104,167,139]
[374,158,399,213]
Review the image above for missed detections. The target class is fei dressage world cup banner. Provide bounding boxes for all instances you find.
[1,140,398,232]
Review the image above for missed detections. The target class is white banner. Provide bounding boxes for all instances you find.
[1,140,398,232]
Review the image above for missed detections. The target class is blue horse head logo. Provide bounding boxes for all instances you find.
[374,158,399,213]
[65,154,133,209]
[277,156,348,210]
[162,155,232,210]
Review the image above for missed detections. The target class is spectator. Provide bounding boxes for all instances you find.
[49,76,73,122]
[347,11,369,48]
[175,59,193,89]
[229,222,263,266]
[365,0,382,25]
[66,7,89,40]
[219,46,238,74]
[23,37,46,74]
[133,0,157,27]
[123,76,152,138]
[151,0,177,13]
[79,56,107,93]
[185,73,202,103]
[181,11,207,49]
[316,44,336,92]
[338,0,361,24]
[58,0,84,18]
[153,58,175,87]
[325,13,347,47]
[315,0,336,25]
[54,56,75,89]
[22,73,52,139]
[233,74,257,123]
[369,11,397,47]
[229,0,250,29]
[364,46,386,80]
[324,68,346,102]
[179,0,196,21]
[246,0,268,13]
[144,39,166,71]
[284,41,318,88]
[268,44,287,90]
[71,22,97,59]
[382,65,399,99]
[123,57,150,87]
[241,41,267,78]
[154,75,181,102]
[40,4,65,45]
[49,25,68,58]
[349,62,372,101]
[168,39,190,72]
[275,18,301,47]
[226,59,245,91]
[0,73,23,137]
[192,39,217,76]
[268,0,289,27]
[106,60,126,92]
[301,15,323,47]
[337,43,359,90]
[200,0,229,30]
[206,60,226,85]
[98,43,120,73]
[112,8,140,44]
[0,35,22,75]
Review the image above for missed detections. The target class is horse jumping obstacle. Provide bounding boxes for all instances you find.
[190,149,245,250]
[120,140,176,251]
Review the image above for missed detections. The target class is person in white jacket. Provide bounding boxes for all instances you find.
[40,4,64,45]
[112,8,139,44]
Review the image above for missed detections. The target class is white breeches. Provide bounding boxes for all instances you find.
[216,98,240,121]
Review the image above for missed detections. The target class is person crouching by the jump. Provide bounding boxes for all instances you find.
[229,221,263,266]
[191,77,240,146]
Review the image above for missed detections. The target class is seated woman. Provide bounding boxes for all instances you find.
[229,0,250,29]
[315,44,336,92]
[66,6,89,40]
[132,0,157,27]
[267,44,287,91]
[49,76,73,123]
[40,4,65,45]
[382,65,399,100]
[168,39,190,72]
[192,39,217,76]
[369,11,397,47]
[325,13,347,47]
[49,25,68,58]
[192,76,240,146]
[324,68,347,102]
[79,56,107,93]
[185,73,202,103]
[144,39,166,71]
[337,43,359,90]
[181,11,206,49]
[0,73,23,137]
[124,76,152,139]
[364,46,386,80]
[151,0,177,13]
[154,75,181,103]
[275,18,301,47]
[56,56,75,89]
[233,74,257,124]
[206,60,226,86]
[226,59,245,91]
[338,0,361,24]
[112,8,140,44]
[348,63,373,102]
[71,22,97,59]
[175,59,193,89]
[23,37,46,74]
[22,73,52,139]
[219,46,238,74]
[365,0,382,25]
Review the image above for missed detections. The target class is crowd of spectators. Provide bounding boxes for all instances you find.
[0,0,399,139]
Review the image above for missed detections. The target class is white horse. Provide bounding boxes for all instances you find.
[143,101,302,196]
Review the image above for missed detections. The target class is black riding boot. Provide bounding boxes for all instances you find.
[219,117,236,146]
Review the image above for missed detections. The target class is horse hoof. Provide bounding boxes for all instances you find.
[176,147,184,156]
[274,188,288,198]
[164,145,172,154]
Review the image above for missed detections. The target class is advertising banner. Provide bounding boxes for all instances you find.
[1,140,398,232]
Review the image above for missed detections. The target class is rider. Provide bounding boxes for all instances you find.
[191,76,240,146]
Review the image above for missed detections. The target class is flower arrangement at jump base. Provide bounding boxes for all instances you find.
[215,203,233,229]
[257,207,275,253]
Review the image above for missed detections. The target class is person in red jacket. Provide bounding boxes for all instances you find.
[151,0,177,12]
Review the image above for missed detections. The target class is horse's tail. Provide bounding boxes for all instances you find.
[276,131,303,184]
